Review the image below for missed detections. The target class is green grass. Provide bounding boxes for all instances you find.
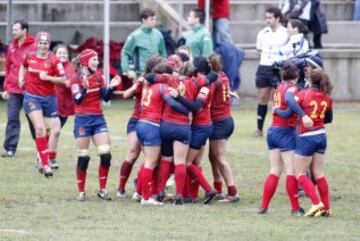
[0,99,359,241]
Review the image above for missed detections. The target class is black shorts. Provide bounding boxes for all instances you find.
[255,65,280,88]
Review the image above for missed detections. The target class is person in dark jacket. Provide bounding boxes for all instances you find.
[309,0,328,48]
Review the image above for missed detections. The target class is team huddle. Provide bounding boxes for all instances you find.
[3,6,334,217]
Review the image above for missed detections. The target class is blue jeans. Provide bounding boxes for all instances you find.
[354,0,360,21]
[3,93,24,153]
[213,18,233,44]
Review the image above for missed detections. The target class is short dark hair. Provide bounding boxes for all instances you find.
[288,18,309,34]
[13,20,29,32]
[139,8,156,22]
[191,8,206,24]
[266,7,283,21]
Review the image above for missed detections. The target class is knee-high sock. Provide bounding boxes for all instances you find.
[76,168,86,192]
[316,177,330,210]
[141,167,153,201]
[118,160,134,191]
[35,137,49,167]
[187,164,212,194]
[214,180,223,194]
[151,166,159,196]
[136,164,144,195]
[158,160,172,192]
[260,174,279,209]
[286,175,300,211]
[99,165,109,190]
[257,104,268,132]
[174,164,186,197]
[298,175,320,205]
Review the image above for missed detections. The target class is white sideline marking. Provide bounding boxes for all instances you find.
[0,229,29,234]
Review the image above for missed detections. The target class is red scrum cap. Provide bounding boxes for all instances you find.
[36,31,51,43]
[79,49,98,67]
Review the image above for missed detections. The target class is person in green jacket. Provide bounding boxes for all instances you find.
[121,8,167,79]
[185,8,213,58]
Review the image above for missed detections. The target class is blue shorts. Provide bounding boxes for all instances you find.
[160,121,191,156]
[74,115,108,138]
[295,133,327,156]
[136,120,161,147]
[267,126,296,152]
[23,92,58,117]
[190,124,213,150]
[210,117,234,140]
[127,117,139,134]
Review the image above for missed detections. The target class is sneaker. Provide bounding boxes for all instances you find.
[50,159,59,169]
[132,192,142,202]
[141,198,163,206]
[97,189,112,201]
[305,202,324,217]
[314,209,331,217]
[291,207,305,217]
[297,189,307,198]
[204,189,217,205]
[173,195,183,205]
[253,130,263,137]
[1,150,14,158]
[76,192,86,202]
[257,207,268,215]
[116,189,127,198]
[219,194,240,203]
[183,196,198,204]
[43,165,53,177]
[215,193,225,201]
[166,174,175,187]
[156,191,166,202]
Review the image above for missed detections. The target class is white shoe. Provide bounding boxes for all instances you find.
[116,190,127,198]
[132,192,142,202]
[141,198,164,206]
[166,174,175,187]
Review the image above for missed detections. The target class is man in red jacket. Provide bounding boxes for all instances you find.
[198,0,233,44]
[1,20,35,157]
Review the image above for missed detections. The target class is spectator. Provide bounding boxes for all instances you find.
[198,0,233,44]
[254,7,288,137]
[282,0,312,23]
[185,8,214,58]
[121,8,166,79]
[309,0,328,49]
[1,20,35,158]
[280,18,310,59]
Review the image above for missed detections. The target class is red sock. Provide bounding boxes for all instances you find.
[190,179,199,199]
[227,185,237,196]
[260,174,279,209]
[214,180,223,194]
[298,175,320,205]
[183,173,190,197]
[158,160,172,192]
[136,164,144,195]
[174,164,186,197]
[316,177,330,210]
[99,165,109,190]
[35,137,49,167]
[118,160,133,191]
[151,166,159,196]
[187,164,212,194]
[141,167,153,201]
[48,151,56,160]
[286,175,300,211]
[76,168,86,192]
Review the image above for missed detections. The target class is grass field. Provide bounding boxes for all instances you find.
[0,99,359,241]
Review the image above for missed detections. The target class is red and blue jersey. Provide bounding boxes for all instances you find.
[139,82,168,124]
[272,81,299,128]
[55,61,75,117]
[130,82,143,119]
[295,89,332,134]
[23,52,65,96]
[210,72,232,122]
[70,70,105,115]
[192,84,215,126]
